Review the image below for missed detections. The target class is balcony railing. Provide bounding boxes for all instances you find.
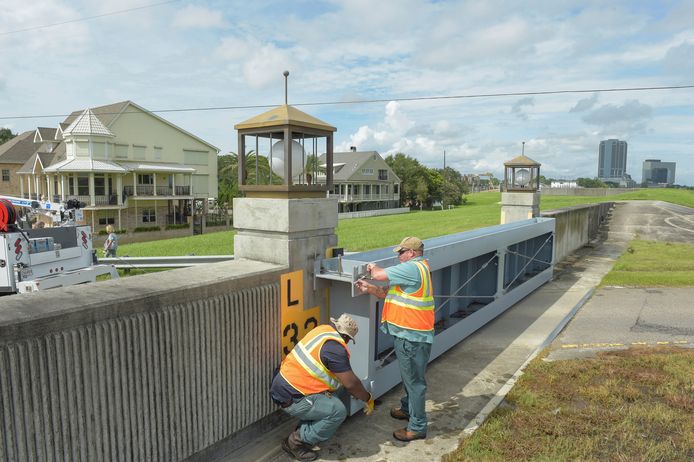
[123,185,191,197]
[328,192,400,201]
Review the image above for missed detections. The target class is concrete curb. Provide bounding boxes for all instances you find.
[461,287,595,437]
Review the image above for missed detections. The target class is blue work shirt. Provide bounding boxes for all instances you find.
[381,256,434,344]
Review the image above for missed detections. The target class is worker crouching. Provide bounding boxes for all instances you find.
[270,314,375,461]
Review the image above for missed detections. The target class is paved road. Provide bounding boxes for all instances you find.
[549,200,694,360]
[607,200,694,243]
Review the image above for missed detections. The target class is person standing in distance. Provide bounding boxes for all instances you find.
[103,224,118,257]
[354,236,434,442]
[271,314,375,461]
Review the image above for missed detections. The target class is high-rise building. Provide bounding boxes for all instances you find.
[598,139,628,182]
[642,159,676,185]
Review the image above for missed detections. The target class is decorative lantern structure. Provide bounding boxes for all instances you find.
[500,142,542,223]
[232,71,339,284]
[233,71,335,198]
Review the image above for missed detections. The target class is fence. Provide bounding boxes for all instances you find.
[337,207,410,220]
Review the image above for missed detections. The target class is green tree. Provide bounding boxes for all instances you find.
[386,153,429,206]
[0,128,16,145]
[437,167,468,206]
[414,177,428,210]
[576,177,607,188]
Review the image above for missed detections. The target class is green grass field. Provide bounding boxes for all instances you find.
[601,240,694,287]
[448,346,694,462]
[117,189,694,256]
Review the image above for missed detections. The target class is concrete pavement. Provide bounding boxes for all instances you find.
[227,200,693,462]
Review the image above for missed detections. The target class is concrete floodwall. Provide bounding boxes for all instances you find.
[541,188,639,196]
[0,259,286,462]
[542,202,614,262]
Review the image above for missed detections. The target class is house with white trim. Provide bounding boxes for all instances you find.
[319,149,401,212]
[10,101,218,232]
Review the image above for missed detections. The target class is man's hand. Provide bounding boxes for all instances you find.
[363,393,375,416]
[354,279,370,294]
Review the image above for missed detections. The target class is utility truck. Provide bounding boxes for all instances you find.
[0,196,118,294]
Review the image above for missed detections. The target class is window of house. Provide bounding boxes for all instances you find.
[353,185,360,195]
[1,169,9,182]
[142,209,156,223]
[374,185,380,194]
[347,184,352,195]
[394,184,399,194]
[333,185,340,195]
[138,174,153,185]
[115,144,128,159]
[384,185,389,194]
[361,168,374,175]
[364,185,370,195]
[133,145,146,160]
[378,169,388,180]
[94,175,105,196]
[154,146,163,160]
[77,175,89,195]
[98,217,115,225]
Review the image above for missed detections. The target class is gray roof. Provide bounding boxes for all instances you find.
[63,108,115,137]
[320,150,401,182]
[62,101,129,128]
[0,131,39,164]
[35,127,58,142]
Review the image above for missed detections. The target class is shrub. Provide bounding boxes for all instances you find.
[133,226,161,233]
[165,223,190,230]
[97,228,127,235]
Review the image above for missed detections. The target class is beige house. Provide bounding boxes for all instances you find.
[319,149,401,212]
[0,130,54,197]
[11,101,218,232]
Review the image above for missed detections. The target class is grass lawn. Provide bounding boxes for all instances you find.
[601,240,694,287]
[447,346,694,462]
[117,188,694,256]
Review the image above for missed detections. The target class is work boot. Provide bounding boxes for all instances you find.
[390,407,410,420]
[281,430,318,461]
[393,427,426,442]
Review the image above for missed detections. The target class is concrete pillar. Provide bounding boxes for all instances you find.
[133,172,137,196]
[60,175,66,201]
[172,174,176,196]
[500,192,540,224]
[46,175,51,200]
[153,173,157,196]
[233,197,338,310]
[19,176,24,197]
[117,175,123,205]
[28,175,32,198]
[89,173,95,206]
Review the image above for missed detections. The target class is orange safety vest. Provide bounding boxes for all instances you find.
[381,259,435,333]
[279,325,350,396]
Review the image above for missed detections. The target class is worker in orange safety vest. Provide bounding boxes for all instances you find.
[271,314,375,461]
[354,236,434,442]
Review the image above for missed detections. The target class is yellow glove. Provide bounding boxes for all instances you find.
[363,393,375,416]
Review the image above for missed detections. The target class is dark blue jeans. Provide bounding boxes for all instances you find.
[394,336,432,434]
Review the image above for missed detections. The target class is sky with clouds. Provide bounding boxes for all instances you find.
[1,0,694,184]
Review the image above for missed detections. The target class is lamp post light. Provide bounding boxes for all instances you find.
[500,143,542,223]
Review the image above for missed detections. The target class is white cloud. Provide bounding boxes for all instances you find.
[173,5,226,29]
[570,93,599,113]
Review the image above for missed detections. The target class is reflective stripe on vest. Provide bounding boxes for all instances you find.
[381,259,435,332]
[279,325,350,396]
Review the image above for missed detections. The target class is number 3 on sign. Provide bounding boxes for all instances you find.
[280,270,321,358]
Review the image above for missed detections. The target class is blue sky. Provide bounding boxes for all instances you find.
[2,0,694,184]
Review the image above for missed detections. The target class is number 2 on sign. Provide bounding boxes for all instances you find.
[280,270,321,358]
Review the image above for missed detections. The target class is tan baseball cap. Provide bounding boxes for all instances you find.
[330,313,358,343]
[393,236,424,253]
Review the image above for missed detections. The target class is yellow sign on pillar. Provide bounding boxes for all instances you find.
[280,270,321,358]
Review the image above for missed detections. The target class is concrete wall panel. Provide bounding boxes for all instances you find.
[0,263,283,462]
